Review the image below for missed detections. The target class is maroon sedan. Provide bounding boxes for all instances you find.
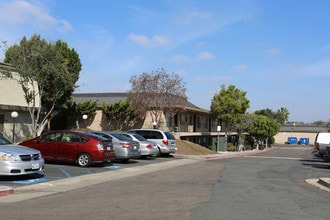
[19,130,115,167]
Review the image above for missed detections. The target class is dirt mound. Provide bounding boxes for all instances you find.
[176,139,217,155]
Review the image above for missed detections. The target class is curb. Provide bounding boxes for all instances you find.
[317,178,330,188]
[0,186,14,197]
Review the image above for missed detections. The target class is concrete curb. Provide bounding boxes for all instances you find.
[317,178,330,188]
[0,186,14,197]
[305,178,330,192]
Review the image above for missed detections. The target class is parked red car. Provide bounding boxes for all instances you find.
[19,130,115,167]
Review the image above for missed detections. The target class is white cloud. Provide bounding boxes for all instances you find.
[127,33,170,48]
[198,51,214,60]
[0,0,71,32]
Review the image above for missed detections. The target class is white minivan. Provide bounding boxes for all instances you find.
[314,132,330,158]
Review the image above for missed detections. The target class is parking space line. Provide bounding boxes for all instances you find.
[59,168,72,178]
[104,165,126,169]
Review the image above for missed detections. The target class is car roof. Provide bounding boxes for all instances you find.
[91,131,132,141]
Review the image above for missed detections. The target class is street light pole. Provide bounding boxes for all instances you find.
[82,114,88,129]
[217,125,221,152]
[11,111,18,143]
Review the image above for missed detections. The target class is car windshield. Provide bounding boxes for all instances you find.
[108,132,131,141]
[132,134,147,141]
[0,136,12,145]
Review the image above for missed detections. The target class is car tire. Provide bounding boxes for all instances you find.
[155,147,161,157]
[77,153,92,167]
[120,158,129,163]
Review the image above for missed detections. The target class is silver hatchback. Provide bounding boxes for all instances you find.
[120,132,159,158]
[0,135,45,176]
[90,131,141,162]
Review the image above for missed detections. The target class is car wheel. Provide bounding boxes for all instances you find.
[77,153,92,167]
[155,147,161,157]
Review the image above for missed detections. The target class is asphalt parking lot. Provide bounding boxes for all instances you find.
[0,156,178,188]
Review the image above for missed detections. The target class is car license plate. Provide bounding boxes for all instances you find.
[32,163,39,169]
[106,147,111,151]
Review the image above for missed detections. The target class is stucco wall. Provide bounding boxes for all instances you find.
[1,110,33,142]
[0,72,40,108]
[274,132,317,145]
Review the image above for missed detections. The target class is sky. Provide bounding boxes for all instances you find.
[0,0,330,123]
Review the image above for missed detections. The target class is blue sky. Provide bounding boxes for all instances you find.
[1,0,330,123]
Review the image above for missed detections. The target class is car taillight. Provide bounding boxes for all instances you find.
[316,143,320,151]
[96,142,104,151]
[120,143,132,148]
[162,140,168,146]
[146,144,152,149]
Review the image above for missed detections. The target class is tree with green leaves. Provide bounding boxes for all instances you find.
[128,68,187,128]
[210,84,250,137]
[4,34,81,136]
[276,107,289,124]
[102,99,135,131]
[74,100,98,129]
[247,114,281,149]
[255,107,289,125]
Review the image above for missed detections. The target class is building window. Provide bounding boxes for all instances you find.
[189,115,193,125]
[166,113,173,127]
[204,117,209,129]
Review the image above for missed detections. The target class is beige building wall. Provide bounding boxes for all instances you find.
[0,65,41,141]
[142,111,167,130]
[274,132,317,144]
[0,72,40,108]
[84,109,104,130]
[0,110,33,142]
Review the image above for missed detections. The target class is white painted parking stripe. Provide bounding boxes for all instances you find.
[245,155,303,160]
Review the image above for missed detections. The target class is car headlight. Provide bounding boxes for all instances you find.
[1,154,21,161]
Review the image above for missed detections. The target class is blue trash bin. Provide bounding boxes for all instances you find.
[287,137,298,144]
[299,138,309,145]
